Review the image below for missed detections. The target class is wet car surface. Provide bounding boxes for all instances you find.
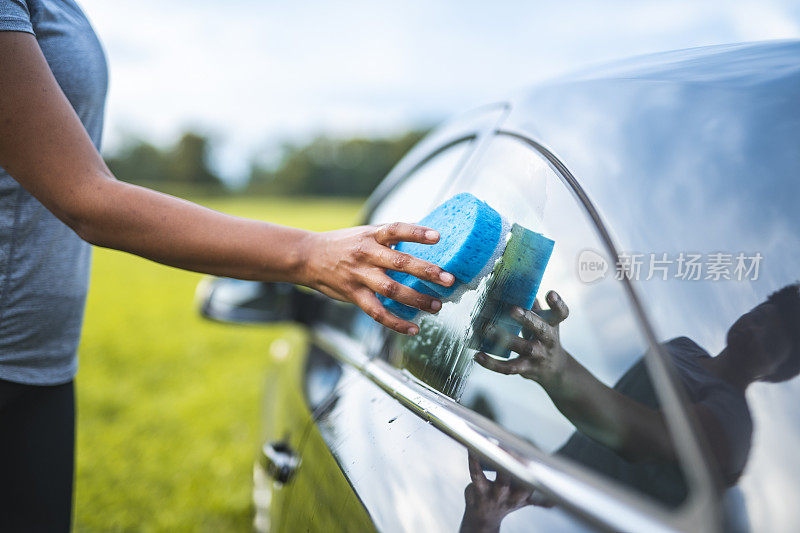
[199,41,800,532]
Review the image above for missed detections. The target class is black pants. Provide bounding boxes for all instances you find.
[0,378,75,532]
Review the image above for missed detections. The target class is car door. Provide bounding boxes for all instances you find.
[256,342,377,533]
[302,124,723,531]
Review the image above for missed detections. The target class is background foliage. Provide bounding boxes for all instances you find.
[106,132,225,193]
[106,129,427,197]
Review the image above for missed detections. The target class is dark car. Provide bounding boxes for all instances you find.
[197,41,800,532]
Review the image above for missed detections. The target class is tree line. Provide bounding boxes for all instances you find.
[105,129,427,197]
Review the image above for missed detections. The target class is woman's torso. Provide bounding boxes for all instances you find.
[0,0,107,384]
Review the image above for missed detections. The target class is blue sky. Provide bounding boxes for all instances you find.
[79,0,800,183]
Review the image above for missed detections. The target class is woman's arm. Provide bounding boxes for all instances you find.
[0,32,454,334]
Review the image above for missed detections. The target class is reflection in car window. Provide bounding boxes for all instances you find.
[369,139,473,226]
[376,134,695,508]
[586,103,800,528]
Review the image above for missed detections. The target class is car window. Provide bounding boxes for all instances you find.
[374,133,696,508]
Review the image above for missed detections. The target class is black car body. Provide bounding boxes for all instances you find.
[199,41,800,532]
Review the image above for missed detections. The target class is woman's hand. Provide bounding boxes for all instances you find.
[460,452,539,533]
[474,290,570,388]
[299,222,455,335]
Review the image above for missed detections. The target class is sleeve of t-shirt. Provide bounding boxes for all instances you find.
[0,0,34,35]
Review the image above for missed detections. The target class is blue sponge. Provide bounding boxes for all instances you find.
[471,224,555,357]
[393,192,504,289]
[413,193,502,282]
[379,193,507,319]
[377,193,555,343]
[490,224,554,310]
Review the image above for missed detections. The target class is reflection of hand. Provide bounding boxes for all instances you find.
[301,222,455,334]
[474,291,570,389]
[460,452,537,533]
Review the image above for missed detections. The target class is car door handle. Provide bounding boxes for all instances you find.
[259,441,300,484]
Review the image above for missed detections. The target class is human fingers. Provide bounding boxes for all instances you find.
[528,491,555,508]
[352,289,420,335]
[467,451,491,492]
[474,351,521,375]
[372,245,454,287]
[545,290,569,324]
[374,222,440,246]
[474,350,542,375]
[511,307,557,347]
[493,469,512,495]
[362,270,442,313]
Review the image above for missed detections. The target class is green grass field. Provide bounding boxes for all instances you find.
[74,197,362,532]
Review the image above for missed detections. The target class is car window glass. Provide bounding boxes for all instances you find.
[377,134,694,508]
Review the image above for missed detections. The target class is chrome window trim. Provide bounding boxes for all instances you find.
[311,324,712,533]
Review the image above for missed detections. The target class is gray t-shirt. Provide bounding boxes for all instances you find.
[0,0,107,384]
